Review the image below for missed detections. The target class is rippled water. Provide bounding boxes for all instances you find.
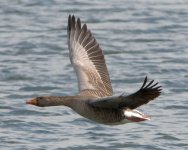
[0,0,188,149]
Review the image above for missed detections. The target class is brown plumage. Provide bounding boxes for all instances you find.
[26,15,162,125]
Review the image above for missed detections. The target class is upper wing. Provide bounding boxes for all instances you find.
[89,77,162,109]
[67,15,113,97]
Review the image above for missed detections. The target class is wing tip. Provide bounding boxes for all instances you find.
[140,76,162,96]
[67,15,85,37]
[68,15,78,30]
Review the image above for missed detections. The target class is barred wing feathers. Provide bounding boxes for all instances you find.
[67,15,113,97]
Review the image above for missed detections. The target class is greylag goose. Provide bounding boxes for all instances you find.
[26,15,162,125]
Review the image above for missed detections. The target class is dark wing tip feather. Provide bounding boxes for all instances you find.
[76,18,81,30]
[140,76,162,100]
[68,15,71,36]
[68,15,77,32]
[72,15,75,23]
[140,76,148,89]
[83,24,87,30]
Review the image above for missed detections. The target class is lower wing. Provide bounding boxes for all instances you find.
[89,76,162,109]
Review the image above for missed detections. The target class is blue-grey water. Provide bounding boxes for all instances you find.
[0,0,188,149]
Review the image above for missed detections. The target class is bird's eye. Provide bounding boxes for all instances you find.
[37,97,43,100]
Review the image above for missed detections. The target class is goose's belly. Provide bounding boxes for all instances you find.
[72,103,130,125]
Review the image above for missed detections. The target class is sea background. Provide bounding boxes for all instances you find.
[0,0,188,149]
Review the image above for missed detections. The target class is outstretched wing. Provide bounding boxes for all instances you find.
[89,77,162,109]
[67,15,113,97]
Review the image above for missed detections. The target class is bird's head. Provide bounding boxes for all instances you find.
[26,96,50,107]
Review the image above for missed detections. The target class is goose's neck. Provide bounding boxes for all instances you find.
[40,96,78,107]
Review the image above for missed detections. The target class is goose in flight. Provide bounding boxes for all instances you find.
[26,15,162,125]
